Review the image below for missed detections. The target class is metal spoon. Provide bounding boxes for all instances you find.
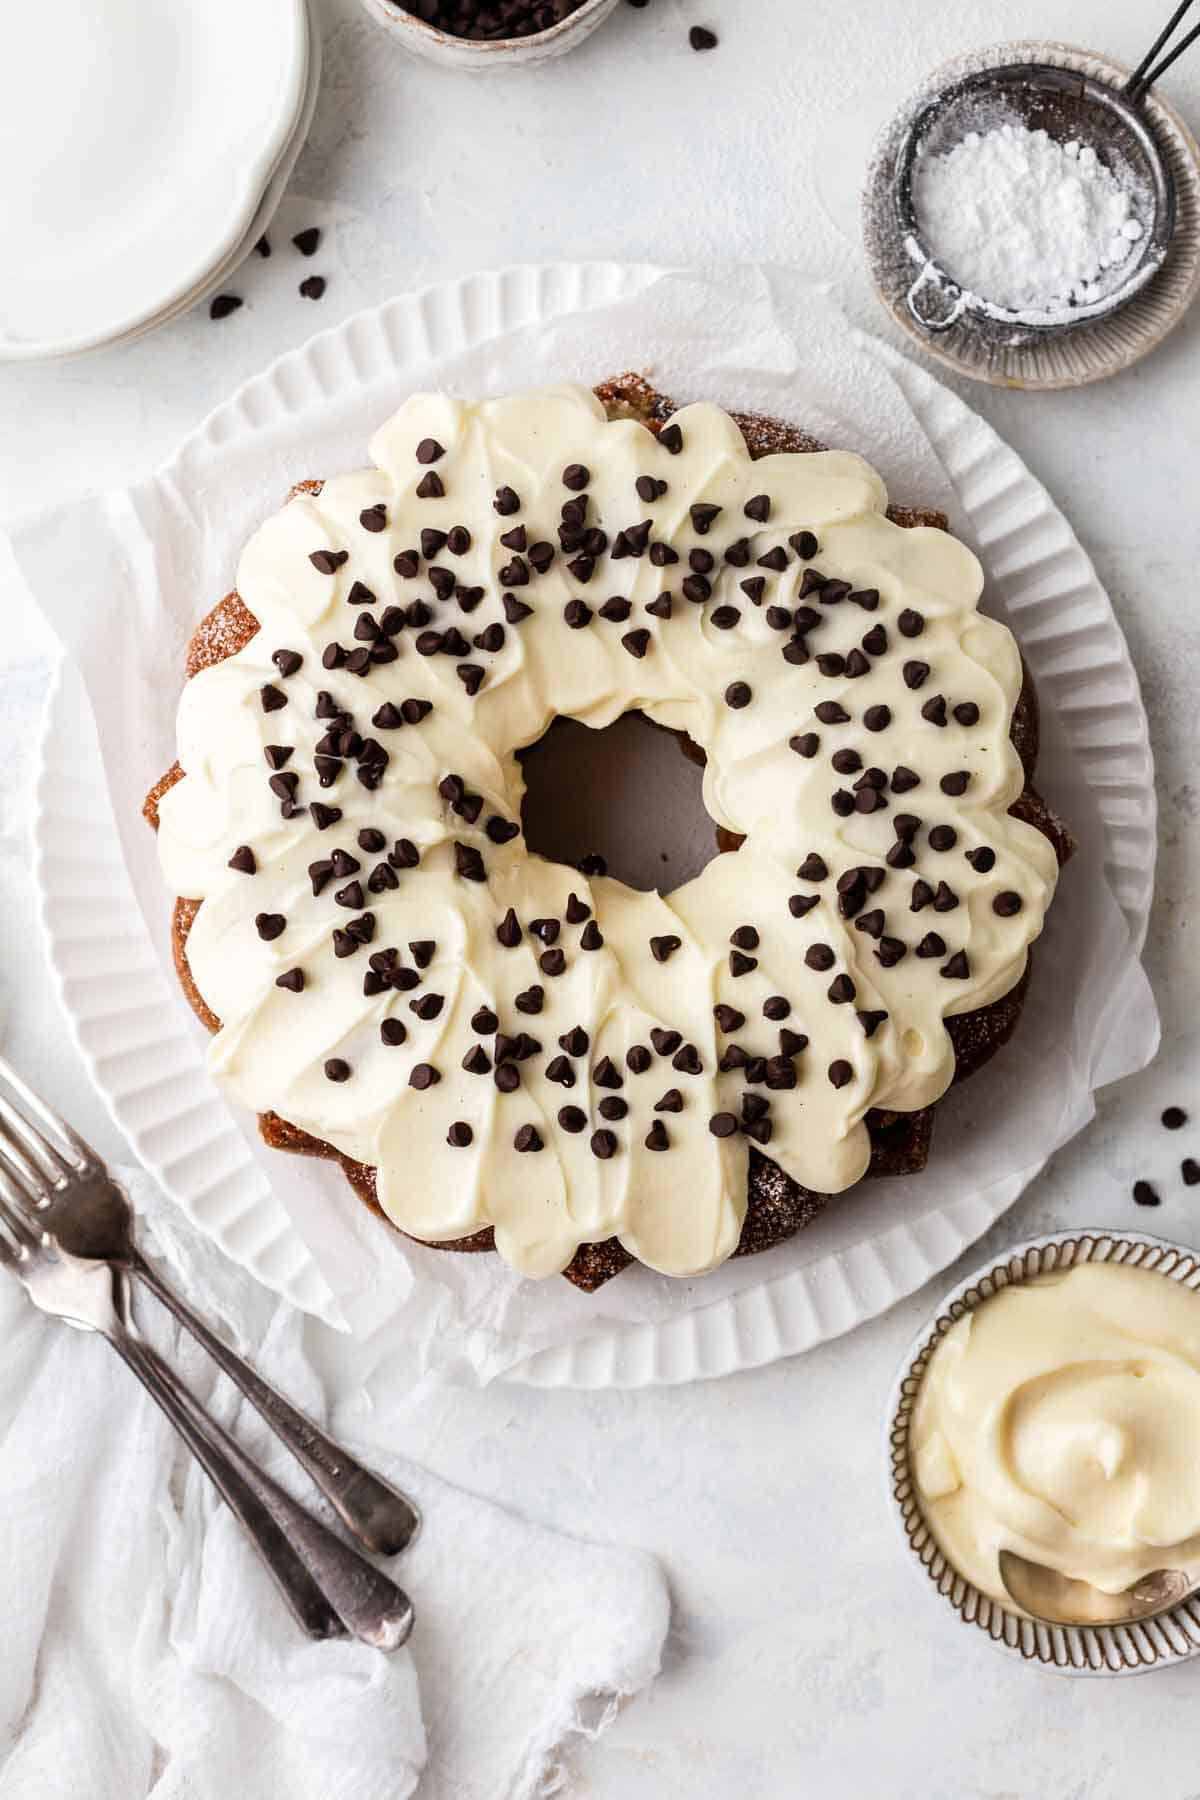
[998,1549,1195,1626]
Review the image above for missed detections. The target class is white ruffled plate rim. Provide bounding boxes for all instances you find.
[31,261,1156,1387]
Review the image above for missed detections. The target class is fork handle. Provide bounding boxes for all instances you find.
[108,1325,414,1650]
[131,1250,419,1557]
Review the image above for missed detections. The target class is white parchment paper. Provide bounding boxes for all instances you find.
[10,266,1160,1381]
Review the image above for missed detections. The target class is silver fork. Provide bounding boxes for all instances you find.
[0,1056,416,1649]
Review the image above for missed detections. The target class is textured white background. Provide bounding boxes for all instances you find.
[2,0,1200,1793]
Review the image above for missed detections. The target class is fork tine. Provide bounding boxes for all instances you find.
[0,1116,54,1202]
[0,1058,96,1188]
[0,1175,44,1254]
[0,1137,44,1216]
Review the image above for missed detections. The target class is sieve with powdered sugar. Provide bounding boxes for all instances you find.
[891,2,1199,334]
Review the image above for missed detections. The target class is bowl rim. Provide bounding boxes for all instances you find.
[885,1226,1200,1677]
[365,0,613,52]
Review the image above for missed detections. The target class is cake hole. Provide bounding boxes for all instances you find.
[519,711,722,895]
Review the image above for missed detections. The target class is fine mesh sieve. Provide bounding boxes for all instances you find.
[893,1,1199,334]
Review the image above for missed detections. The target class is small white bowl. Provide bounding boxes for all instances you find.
[356,0,620,68]
[886,1229,1200,1677]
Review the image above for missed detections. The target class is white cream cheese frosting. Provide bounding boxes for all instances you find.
[156,383,1059,1280]
[912,1264,1200,1607]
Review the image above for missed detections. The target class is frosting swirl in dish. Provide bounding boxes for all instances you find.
[912,1264,1200,1606]
[156,384,1058,1279]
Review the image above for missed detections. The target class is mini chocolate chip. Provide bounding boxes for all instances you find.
[272,648,303,677]
[1164,1106,1188,1130]
[593,1056,623,1089]
[921,695,948,727]
[579,920,604,952]
[462,1044,490,1075]
[711,606,741,631]
[915,932,946,958]
[564,599,593,629]
[898,609,925,638]
[275,968,304,992]
[228,845,257,875]
[965,847,996,873]
[744,493,771,523]
[496,908,522,949]
[857,1009,888,1039]
[209,294,243,320]
[1133,1179,1161,1207]
[816,653,846,678]
[993,890,1023,916]
[891,766,920,793]
[599,1096,628,1121]
[876,937,907,967]
[797,854,828,882]
[903,661,930,690]
[260,684,287,713]
[709,1112,738,1138]
[778,1028,808,1057]
[725,681,752,710]
[763,996,790,1021]
[864,706,892,732]
[454,843,486,881]
[416,438,445,465]
[855,909,885,939]
[827,974,856,1004]
[546,1055,574,1086]
[557,1106,586,1133]
[861,624,888,656]
[559,1025,590,1057]
[805,944,835,971]
[515,985,544,1015]
[790,531,819,559]
[757,546,789,573]
[659,423,684,454]
[415,471,444,499]
[540,948,567,977]
[1183,1159,1200,1186]
[672,1043,703,1075]
[740,576,766,606]
[324,1058,350,1082]
[730,926,759,951]
[954,702,981,727]
[472,1006,499,1035]
[255,913,286,941]
[598,596,632,623]
[494,1063,520,1093]
[650,934,682,963]
[814,702,850,725]
[929,825,957,852]
[790,733,820,758]
[514,1125,544,1154]
[410,993,444,1021]
[621,628,651,659]
[390,836,421,867]
[646,594,673,620]
[940,771,971,797]
[828,1060,853,1089]
[911,879,935,911]
[590,1129,618,1160]
[650,1028,681,1056]
[636,475,661,503]
[645,1120,671,1152]
[627,1045,652,1073]
[682,575,711,604]
[655,1089,684,1114]
[844,650,871,680]
[789,894,820,919]
[782,637,810,666]
[724,538,751,567]
[729,950,757,978]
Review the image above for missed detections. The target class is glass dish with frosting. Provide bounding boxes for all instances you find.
[910,1258,1200,1616]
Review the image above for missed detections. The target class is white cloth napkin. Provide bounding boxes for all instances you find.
[0,1166,669,1800]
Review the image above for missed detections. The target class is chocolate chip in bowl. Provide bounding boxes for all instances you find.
[357,0,621,66]
[887,1229,1200,1674]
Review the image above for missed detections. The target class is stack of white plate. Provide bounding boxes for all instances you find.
[0,0,320,362]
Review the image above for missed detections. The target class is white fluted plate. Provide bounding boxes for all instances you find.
[32,263,1156,1386]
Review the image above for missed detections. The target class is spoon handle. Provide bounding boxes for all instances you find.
[131,1250,420,1557]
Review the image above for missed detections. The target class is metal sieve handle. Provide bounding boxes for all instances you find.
[1126,0,1200,103]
